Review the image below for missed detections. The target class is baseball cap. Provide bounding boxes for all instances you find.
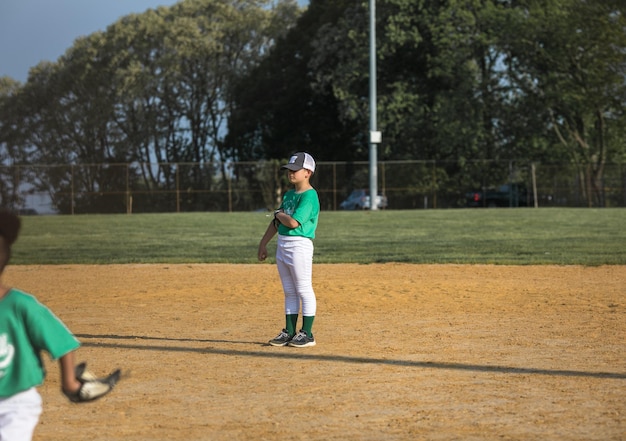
[0,210,21,245]
[281,152,316,173]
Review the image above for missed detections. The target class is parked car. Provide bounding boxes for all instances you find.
[466,183,530,208]
[339,189,388,210]
[17,208,38,215]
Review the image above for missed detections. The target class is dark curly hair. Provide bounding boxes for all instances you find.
[0,210,21,272]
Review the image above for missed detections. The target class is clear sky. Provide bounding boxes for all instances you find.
[0,0,308,83]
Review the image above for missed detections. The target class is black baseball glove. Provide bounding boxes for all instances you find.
[273,208,283,229]
[63,362,121,403]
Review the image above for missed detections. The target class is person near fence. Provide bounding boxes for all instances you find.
[258,152,320,348]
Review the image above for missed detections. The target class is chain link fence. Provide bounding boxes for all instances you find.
[1,160,625,214]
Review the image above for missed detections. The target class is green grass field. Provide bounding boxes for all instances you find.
[11,208,626,265]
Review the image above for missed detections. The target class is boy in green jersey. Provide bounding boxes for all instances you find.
[258,152,320,347]
[0,210,117,440]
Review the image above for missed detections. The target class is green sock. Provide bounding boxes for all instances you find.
[286,314,299,336]
[302,316,315,336]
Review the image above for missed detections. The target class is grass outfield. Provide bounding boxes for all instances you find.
[11,208,626,265]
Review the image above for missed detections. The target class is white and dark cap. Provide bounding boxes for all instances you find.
[0,210,21,245]
[281,152,316,173]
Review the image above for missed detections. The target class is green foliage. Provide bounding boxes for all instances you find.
[10,209,626,265]
[226,0,362,163]
[0,77,26,206]
[1,0,625,212]
[497,0,626,206]
[229,0,626,206]
[0,0,301,214]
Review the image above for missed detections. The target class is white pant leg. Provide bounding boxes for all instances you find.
[0,388,43,441]
[276,236,300,314]
[276,235,316,316]
[276,246,299,314]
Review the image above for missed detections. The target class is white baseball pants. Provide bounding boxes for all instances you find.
[0,387,42,441]
[276,235,316,316]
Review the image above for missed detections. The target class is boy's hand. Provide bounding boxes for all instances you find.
[63,362,121,403]
[258,244,268,261]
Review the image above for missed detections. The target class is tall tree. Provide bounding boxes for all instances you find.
[12,32,130,213]
[227,0,362,163]
[499,0,626,206]
[3,0,300,213]
[0,76,27,208]
[105,0,299,210]
[308,0,525,197]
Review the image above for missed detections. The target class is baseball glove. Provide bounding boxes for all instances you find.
[273,208,283,229]
[63,362,121,403]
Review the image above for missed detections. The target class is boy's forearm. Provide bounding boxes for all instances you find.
[259,221,277,246]
[274,212,299,229]
[59,352,81,393]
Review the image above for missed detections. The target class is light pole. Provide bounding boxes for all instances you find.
[369,0,381,210]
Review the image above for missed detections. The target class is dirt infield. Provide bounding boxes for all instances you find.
[4,264,625,441]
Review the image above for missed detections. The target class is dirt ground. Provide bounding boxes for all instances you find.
[4,264,625,441]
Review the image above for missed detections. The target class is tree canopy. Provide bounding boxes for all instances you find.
[1,0,624,211]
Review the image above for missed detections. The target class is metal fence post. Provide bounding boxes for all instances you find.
[71,164,75,215]
[531,163,538,208]
[176,163,180,213]
[126,164,131,214]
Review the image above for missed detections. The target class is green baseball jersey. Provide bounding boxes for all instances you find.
[278,188,320,239]
[0,289,80,397]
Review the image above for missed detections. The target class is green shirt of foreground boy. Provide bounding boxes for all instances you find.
[0,210,120,441]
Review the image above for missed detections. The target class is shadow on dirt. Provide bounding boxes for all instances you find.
[76,333,626,380]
